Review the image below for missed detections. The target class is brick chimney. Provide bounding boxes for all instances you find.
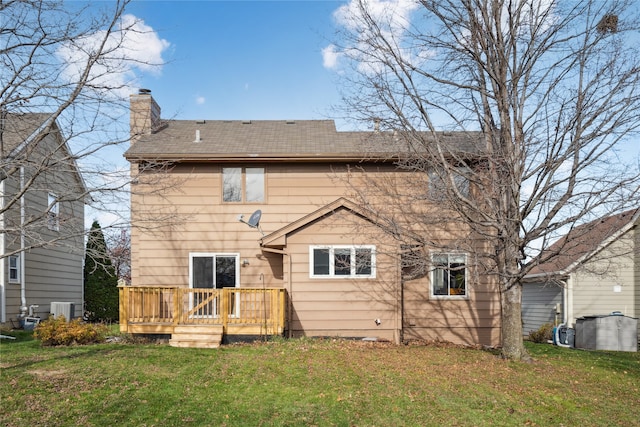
[130,88,161,142]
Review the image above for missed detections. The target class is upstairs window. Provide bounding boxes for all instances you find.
[431,253,467,298]
[47,193,59,231]
[222,167,265,203]
[310,245,376,278]
[8,255,20,283]
[428,167,470,200]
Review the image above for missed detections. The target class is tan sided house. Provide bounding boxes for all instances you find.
[1,113,85,327]
[121,90,501,348]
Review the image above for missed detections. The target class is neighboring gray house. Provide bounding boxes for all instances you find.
[523,209,639,336]
[1,113,85,326]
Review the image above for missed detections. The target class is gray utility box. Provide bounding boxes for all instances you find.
[574,314,638,352]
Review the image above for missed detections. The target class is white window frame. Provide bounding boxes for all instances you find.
[8,254,20,284]
[47,192,59,231]
[309,245,376,279]
[222,167,265,203]
[430,252,468,299]
[188,252,240,318]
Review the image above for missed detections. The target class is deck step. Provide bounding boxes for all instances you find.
[169,325,224,349]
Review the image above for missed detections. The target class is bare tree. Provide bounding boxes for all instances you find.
[0,0,173,259]
[328,0,640,360]
[106,228,131,285]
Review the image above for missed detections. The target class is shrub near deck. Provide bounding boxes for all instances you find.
[0,337,639,426]
[33,316,109,346]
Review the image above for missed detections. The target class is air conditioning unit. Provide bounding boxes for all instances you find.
[50,302,75,321]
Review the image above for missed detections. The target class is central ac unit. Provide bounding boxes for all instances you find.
[50,302,75,321]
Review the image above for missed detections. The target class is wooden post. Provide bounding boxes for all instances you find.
[222,288,229,333]
[277,289,285,335]
[173,287,181,326]
[118,284,128,333]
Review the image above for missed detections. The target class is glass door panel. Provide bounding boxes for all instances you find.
[190,254,239,318]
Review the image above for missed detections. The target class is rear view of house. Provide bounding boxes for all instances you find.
[121,90,501,347]
[1,113,85,326]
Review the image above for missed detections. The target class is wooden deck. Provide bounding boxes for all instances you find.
[119,286,286,338]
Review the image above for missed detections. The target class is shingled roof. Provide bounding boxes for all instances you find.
[1,113,54,157]
[528,209,639,277]
[123,119,484,162]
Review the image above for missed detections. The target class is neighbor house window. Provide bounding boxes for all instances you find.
[310,245,375,278]
[47,193,59,231]
[431,253,467,297]
[8,255,20,283]
[222,167,265,202]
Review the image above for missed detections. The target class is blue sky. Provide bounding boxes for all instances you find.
[126,0,347,126]
[67,0,638,227]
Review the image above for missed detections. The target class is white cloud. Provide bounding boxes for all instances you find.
[322,44,341,70]
[334,0,418,35]
[56,14,170,98]
[326,0,421,75]
[195,96,206,105]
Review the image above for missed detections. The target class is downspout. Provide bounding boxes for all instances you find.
[19,166,26,311]
[564,275,574,326]
[260,247,292,338]
[396,249,403,345]
[0,178,5,323]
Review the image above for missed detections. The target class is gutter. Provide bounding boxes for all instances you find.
[123,153,399,163]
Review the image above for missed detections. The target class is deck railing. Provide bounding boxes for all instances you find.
[119,286,286,336]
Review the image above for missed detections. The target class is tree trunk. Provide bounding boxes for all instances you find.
[500,280,530,361]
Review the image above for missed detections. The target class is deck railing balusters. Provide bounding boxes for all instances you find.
[119,286,286,336]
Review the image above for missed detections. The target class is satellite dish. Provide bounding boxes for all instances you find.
[238,209,264,235]
[247,210,262,228]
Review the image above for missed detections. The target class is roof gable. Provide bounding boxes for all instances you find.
[260,197,383,248]
[527,209,639,277]
[1,113,89,198]
[1,113,53,156]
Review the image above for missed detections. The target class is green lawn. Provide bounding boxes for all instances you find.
[1,332,639,426]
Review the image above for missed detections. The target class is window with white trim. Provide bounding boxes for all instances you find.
[190,253,239,289]
[310,245,376,278]
[222,167,265,202]
[189,253,240,318]
[47,193,59,231]
[431,253,467,297]
[8,255,20,283]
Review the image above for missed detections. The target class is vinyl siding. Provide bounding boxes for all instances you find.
[2,131,84,323]
[283,208,401,342]
[130,160,501,345]
[571,229,637,321]
[130,162,395,288]
[402,270,501,347]
[521,281,563,335]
